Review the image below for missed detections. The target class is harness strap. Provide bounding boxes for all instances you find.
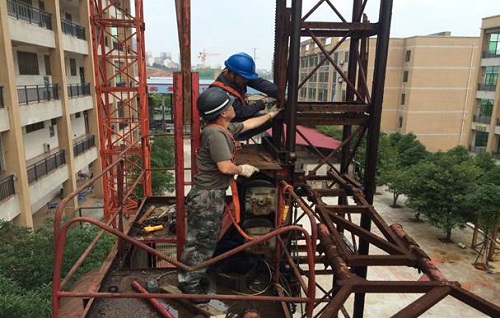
[211,81,247,106]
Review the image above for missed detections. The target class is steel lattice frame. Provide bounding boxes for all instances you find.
[89,0,151,221]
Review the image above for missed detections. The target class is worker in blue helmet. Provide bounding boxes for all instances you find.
[211,52,279,140]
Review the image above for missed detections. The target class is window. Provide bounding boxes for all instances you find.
[44,55,51,75]
[26,122,45,133]
[69,58,77,76]
[319,71,329,83]
[483,66,498,85]
[398,116,403,129]
[488,33,500,55]
[51,118,57,125]
[400,93,406,105]
[474,131,488,147]
[403,71,409,83]
[405,50,411,62]
[17,52,39,75]
[479,99,494,117]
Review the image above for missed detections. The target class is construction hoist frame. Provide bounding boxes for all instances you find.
[50,1,500,318]
[89,0,151,221]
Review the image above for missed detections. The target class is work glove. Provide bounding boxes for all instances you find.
[268,105,283,119]
[261,97,277,106]
[239,164,260,177]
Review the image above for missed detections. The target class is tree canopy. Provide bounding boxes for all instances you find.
[405,146,483,240]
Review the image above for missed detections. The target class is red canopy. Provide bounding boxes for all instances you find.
[266,125,340,150]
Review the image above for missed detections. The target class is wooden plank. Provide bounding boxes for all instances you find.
[137,205,156,225]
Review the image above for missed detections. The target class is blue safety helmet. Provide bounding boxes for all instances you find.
[224,52,259,80]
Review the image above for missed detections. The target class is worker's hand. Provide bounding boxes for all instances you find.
[268,105,283,119]
[239,164,259,177]
[261,97,277,105]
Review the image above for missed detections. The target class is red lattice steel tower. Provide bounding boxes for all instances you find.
[89,0,151,221]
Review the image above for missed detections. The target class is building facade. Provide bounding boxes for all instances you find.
[467,15,500,158]
[299,33,479,152]
[0,0,102,227]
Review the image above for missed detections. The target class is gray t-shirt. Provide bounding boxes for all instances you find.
[193,122,244,190]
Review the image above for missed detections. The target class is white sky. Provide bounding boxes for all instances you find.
[143,0,499,70]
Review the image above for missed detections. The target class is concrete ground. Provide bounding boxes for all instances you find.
[33,187,499,317]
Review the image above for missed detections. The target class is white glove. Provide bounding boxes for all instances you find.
[262,97,277,105]
[268,105,283,119]
[239,164,259,177]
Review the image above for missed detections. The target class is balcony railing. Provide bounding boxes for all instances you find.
[0,86,4,108]
[17,84,59,104]
[67,83,91,98]
[472,115,491,124]
[0,175,15,202]
[27,149,66,183]
[469,145,487,154]
[61,19,86,40]
[73,135,95,157]
[482,51,500,58]
[477,83,497,92]
[7,0,52,30]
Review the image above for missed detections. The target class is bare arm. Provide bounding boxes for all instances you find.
[217,160,242,175]
[241,113,273,132]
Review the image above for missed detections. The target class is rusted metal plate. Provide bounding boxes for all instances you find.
[234,144,282,170]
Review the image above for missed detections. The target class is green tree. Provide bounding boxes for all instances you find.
[405,146,482,240]
[377,133,428,207]
[465,183,500,266]
[388,132,428,167]
[0,221,115,317]
[150,135,175,195]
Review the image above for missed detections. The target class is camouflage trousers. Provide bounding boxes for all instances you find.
[177,186,226,287]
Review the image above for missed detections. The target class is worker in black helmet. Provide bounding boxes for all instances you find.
[177,87,281,303]
[211,52,279,140]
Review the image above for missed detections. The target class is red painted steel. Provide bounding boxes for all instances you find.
[88,0,150,221]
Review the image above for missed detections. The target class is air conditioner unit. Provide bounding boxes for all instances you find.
[338,78,343,83]
[340,60,344,65]
[43,143,51,153]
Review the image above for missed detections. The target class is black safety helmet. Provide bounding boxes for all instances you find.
[197,87,235,121]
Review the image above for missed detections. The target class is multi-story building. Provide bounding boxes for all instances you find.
[0,0,102,227]
[299,32,479,152]
[467,15,500,158]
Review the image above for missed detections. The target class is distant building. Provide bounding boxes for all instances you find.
[466,15,500,159]
[299,33,480,152]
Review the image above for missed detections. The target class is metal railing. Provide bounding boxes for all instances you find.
[469,145,487,154]
[0,86,4,108]
[73,135,95,157]
[472,115,492,124]
[482,51,500,58]
[27,149,66,183]
[7,0,52,30]
[0,175,15,202]
[17,84,59,104]
[477,83,497,91]
[61,19,86,40]
[67,83,91,98]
